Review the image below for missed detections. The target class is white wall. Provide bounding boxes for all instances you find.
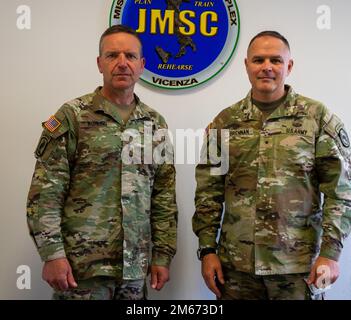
[1,0,350,300]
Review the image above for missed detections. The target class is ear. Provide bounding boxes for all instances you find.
[97,56,103,74]
[244,58,249,71]
[140,57,146,72]
[287,59,294,75]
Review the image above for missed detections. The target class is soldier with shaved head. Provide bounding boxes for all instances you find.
[193,31,351,300]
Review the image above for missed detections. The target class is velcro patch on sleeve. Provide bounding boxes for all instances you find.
[338,128,350,148]
[35,135,51,158]
[44,115,61,132]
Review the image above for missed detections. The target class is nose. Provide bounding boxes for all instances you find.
[262,59,272,72]
[116,53,127,67]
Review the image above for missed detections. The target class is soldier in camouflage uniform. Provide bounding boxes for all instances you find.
[192,31,351,300]
[27,25,178,300]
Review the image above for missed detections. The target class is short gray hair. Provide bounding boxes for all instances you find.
[99,24,143,57]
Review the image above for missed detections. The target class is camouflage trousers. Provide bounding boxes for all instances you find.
[217,268,323,300]
[53,276,147,300]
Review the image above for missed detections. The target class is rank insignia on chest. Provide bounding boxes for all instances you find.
[44,115,61,132]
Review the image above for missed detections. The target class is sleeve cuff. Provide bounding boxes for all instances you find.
[38,243,66,262]
[151,251,172,268]
[319,243,342,261]
[198,233,218,249]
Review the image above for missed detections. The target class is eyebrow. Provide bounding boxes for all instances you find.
[104,50,139,56]
[251,55,284,60]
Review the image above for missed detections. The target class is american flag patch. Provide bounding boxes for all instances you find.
[44,115,61,132]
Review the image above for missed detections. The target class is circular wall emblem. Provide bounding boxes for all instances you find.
[110,0,240,90]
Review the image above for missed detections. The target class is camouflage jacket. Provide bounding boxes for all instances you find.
[193,86,351,275]
[27,88,178,280]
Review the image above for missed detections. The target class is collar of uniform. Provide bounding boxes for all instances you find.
[266,85,306,120]
[128,96,153,122]
[246,85,304,121]
[91,87,152,123]
[242,92,263,121]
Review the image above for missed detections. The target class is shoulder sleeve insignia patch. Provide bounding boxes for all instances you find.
[44,115,61,132]
[35,135,51,158]
[338,128,350,148]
